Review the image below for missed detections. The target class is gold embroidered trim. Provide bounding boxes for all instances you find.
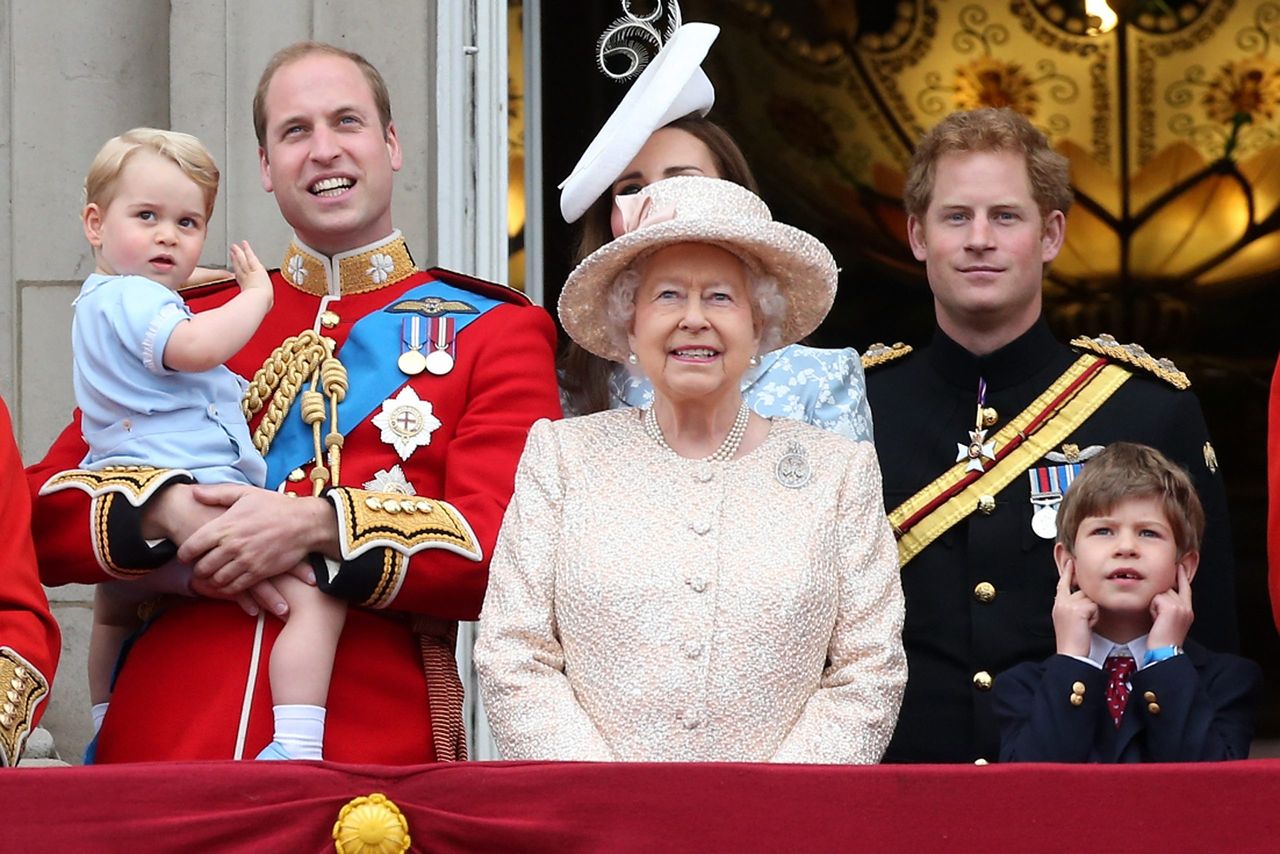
[0,647,50,767]
[891,358,1132,565]
[327,488,482,562]
[364,549,407,610]
[40,466,191,507]
[1070,334,1190,390]
[861,341,913,370]
[281,233,417,297]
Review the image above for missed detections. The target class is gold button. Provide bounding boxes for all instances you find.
[981,407,998,427]
[384,499,401,514]
[288,468,306,483]
[5,691,16,703]
[415,501,433,514]
[0,714,10,727]
[976,495,996,515]
[8,679,20,691]
[973,758,989,766]
[1148,703,1161,715]
[365,497,382,511]
[1069,694,1084,706]
[2,703,14,714]
[321,310,340,328]
[400,503,415,515]
[1071,681,1086,696]
[1143,691,1156,703]
[973,581,996,603]
[973,671,993,691]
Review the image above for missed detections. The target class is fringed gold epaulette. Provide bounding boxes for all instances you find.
[0,648,49,767]
[861,342,914,370]
[326,487,483,562]
[39,466,193,507]
[1070,334,1190,390]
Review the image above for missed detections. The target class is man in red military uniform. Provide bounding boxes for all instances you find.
[0,398,60,766]
[26,42,560,763]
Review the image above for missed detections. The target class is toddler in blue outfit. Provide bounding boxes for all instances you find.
[77,128,344,761]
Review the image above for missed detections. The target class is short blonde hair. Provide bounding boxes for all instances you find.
[1056,442,1204,557]
[84,128,220,220]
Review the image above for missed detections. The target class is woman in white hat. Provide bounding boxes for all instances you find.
[557,19,875,447]
[475,176,905,763]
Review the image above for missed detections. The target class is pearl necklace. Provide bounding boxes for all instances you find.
[644,400,750,463]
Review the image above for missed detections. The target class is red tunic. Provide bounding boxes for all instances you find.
[0,397,60,765]
[27,237,560,763]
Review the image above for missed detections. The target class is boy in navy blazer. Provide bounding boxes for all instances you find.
[995,442,1259,762]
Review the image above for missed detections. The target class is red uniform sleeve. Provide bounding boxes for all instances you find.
[318,302,562,619]
[0,398,60,764]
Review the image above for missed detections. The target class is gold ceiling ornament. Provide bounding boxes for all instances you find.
[332,793,410,854]
[692,0,1278,340]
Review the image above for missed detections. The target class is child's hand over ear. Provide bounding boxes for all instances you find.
[1148,564,1194,651]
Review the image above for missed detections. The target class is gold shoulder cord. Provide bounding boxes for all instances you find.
[242,329,350,495]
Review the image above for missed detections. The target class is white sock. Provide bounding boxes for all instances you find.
[90,702,109,735]
[272,704,326,760]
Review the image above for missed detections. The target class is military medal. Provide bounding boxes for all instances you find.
[372,387,443,460]
[425,316,457,376]
[364,464,416,495]
[398,317,427,375]
[1027,462,1083,539]
[956,378,997,473]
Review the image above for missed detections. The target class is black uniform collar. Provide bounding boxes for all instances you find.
[928,317,1061,390]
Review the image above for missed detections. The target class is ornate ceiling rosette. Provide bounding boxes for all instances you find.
[687,0,1277,338]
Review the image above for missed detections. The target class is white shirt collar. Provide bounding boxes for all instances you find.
[1088,632,1150,669]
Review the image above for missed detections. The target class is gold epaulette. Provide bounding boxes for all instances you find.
[0,648,49,767]
[39,466,193,507]
[861,342,914,370]
[326,488,482,562]
[1070,334,1190,390]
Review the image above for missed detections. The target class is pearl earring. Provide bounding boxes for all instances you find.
[628,352,638,365]
[749,354,760,367]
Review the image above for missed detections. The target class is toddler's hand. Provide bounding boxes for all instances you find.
[230,241,273,306]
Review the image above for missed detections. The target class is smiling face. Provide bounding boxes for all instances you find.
[83,149,208,290]
[258,53,402,255]
[1055,495,1199,640]
[908,149,1064,348]
[627,242,761,407]
[608,127,721,238]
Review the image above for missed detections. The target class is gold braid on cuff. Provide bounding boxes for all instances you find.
[326,487,483,561]
[0,648,49,767]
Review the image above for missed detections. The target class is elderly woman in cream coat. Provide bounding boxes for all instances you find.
[476,176,905,763]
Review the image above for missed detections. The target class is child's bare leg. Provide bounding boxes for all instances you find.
[258,574,346,761]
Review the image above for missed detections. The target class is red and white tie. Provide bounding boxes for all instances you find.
[1104,653,1136,728]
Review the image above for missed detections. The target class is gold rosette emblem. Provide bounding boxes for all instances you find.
[332,793,410,854]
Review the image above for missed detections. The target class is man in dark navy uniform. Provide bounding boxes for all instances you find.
[864,108,1237,764]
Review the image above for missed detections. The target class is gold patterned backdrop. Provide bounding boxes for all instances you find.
[683,0,1280,342]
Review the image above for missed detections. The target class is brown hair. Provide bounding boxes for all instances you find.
[84,128,220,220]
[253,41,393,150]
[560,115,759,415]
[1056,442,1204,557]
[903,107,1072,222]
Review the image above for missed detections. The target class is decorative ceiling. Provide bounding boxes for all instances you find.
[686,0,1280,336]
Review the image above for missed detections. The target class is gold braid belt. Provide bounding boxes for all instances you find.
[242,329,349,496]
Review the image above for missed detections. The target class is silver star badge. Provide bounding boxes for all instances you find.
[957,429,997,473]
[372,387,442,461]
[363,465,416,495]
